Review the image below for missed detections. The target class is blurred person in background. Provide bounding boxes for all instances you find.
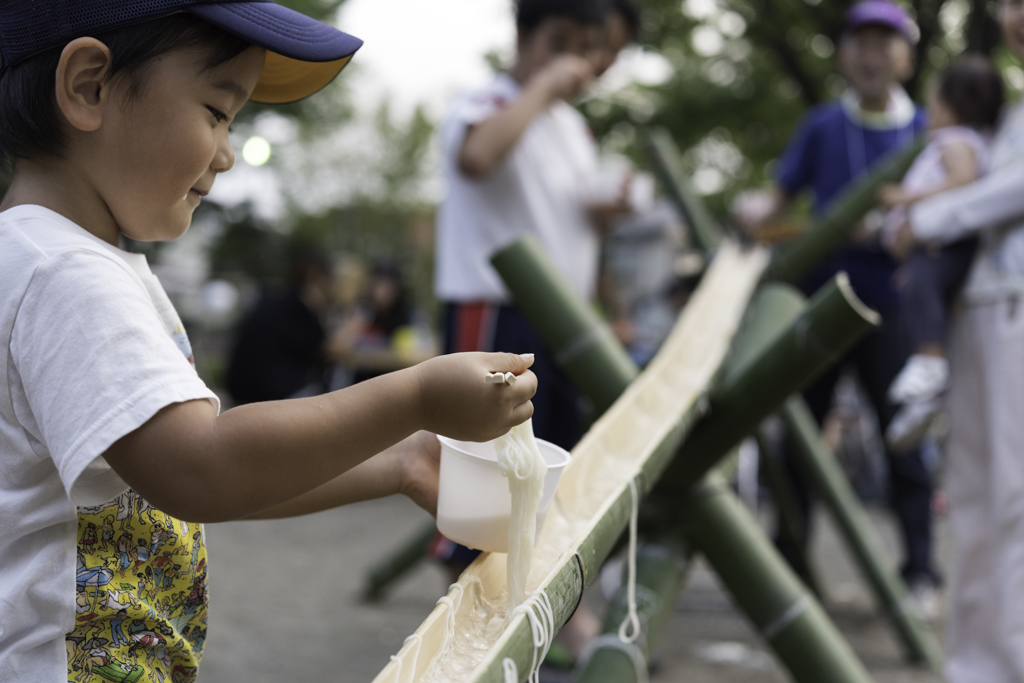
[879,55,1004,452]
[350,263,413,384]
[740,0,942,616]
[225,250,333,404]
[432,0,640,663]
[904,0,1024,677]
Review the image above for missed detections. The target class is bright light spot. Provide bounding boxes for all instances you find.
[810,34,835,58]
[717,11,746,38]
[683,0,718,19]
[1006,65,1024,92]
[692,26,724,56]
[693,167,725,195]
[242,135,272,166]
[201,279,239,315]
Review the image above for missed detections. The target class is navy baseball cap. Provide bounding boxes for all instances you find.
[844,0,918,43]
[0,0,363,104]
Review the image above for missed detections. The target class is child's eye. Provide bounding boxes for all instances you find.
[206,106,229,124]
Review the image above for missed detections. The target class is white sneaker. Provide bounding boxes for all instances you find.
[889,355,949,404]
[886,398,942,453]
[906,578,941,623]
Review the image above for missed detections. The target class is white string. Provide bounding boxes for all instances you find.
[510,589,555,683]
[618,478,641,644]
[435,582,465,651]
[502,657,518,683]
[388,634,422,683]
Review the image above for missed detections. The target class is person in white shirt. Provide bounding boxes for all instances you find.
[435,0,615,453]
[0,3,538,681]
[907,1,1024,679]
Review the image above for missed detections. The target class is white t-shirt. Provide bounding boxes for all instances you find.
[0,205,218,681]
[435,73,601,303]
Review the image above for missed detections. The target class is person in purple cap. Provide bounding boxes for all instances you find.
[0,2,540,680]
[744,0,943,618]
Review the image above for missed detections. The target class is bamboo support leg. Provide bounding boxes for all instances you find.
[680,474,875,683]
[361,520,437,601]
[646,129,723,253]
[571,534,693,683]
[663,273,880,491]
[766,140,924,284]
[782,397,944,668]
[756,437,822,597]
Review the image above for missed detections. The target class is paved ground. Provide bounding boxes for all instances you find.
[196,495,951,682]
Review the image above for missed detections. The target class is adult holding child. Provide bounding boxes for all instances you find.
[903,0,1024,678]
[743,0,942,614]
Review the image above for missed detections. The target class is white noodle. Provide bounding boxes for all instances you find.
[495,419,548,615]
[389,634,422,683]
[502,658,518,683]
[510,589,555,683]
[618,478,641,644]
[436,583,465,651]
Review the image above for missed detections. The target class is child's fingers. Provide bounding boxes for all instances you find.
[507,369,538,402]
[489,351,535,376]
[508,400,535,428]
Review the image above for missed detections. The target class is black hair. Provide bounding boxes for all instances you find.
[0,14,254,165]
[935,53,1004,131]
[608,0,641,40]
[516,0,608,35]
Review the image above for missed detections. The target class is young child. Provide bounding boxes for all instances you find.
[432,0,616,660]
[880,55,1005,451]
[752,0,943,613]
[0,2,538,681]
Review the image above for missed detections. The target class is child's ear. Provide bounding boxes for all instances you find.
[55,37,113,133]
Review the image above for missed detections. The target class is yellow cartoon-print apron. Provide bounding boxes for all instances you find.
[68,491,207,683]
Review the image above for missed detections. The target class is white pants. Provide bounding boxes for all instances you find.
[946,298,1024,683]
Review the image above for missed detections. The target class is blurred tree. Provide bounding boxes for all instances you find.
[584,0,1013,214]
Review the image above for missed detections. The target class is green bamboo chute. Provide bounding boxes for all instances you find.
[372,242,766,682]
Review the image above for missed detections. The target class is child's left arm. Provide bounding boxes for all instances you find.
[242,431,440,519]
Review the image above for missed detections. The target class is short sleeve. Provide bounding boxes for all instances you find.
[440,87,508,168]
[10,249,218,506]
[776,113,818,198]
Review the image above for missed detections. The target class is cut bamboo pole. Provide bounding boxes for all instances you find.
[646,128,723,253]
[491,235,638,413]
[493,241,877,683]
[663,273,881,491]
[781,397,944,668]
[373,243,765,683]
[362,520,436,601]
[766,139,924,284]
[679,473,874,683]
[571,532,693,682]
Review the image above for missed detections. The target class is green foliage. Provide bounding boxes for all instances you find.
[584,0,1005,214]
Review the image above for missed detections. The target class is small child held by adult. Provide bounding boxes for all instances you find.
[0,2,538,680]
[879,54,1005,451]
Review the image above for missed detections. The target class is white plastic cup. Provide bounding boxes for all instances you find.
[435,435,571,553]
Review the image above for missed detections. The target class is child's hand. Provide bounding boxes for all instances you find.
[537,55,594,102]
[887,220,917,261]
[395,431,442,516]
[415,352,537,442]
[878,184,909,210]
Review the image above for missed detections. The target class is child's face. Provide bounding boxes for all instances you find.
[925,80,957,131]
[838,25,904,103]
[1001,0,1024,61]
[87,46,265,242]
[593,13,632,78]
[517,17,602,81]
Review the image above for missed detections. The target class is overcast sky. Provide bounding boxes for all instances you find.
[337,0,517,117]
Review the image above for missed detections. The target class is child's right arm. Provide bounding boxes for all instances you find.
[102,352,536,523]
[458,55,593,178]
